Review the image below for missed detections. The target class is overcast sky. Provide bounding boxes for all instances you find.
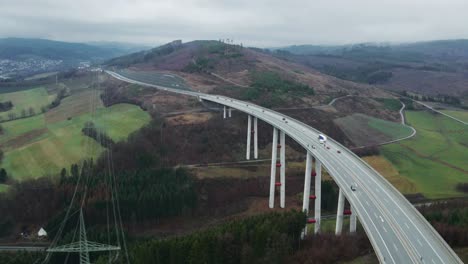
[1,0,467,47]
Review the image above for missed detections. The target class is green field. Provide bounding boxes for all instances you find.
[0,96,151,181]
[335,113,413,146]
[441,110,468,123]
[381,110,468,199]
[0,87,53,120]
[375,98,402,111]
[367,117,412,138]
[0,184,9,192]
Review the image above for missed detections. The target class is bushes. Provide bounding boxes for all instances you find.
[419,200,468,247]
[0,101,13,112]
[82,121,115,148]
[241,71,314,107]
[456,183,468,193]
[352,146,380,157]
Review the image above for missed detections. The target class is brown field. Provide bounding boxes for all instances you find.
[166,112,214,126]
[363,155,418,194]
[45,90,103,123]
[334,114,391,147]
[0,128,48,150]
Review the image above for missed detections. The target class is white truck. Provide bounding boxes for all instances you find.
[318,134,327,144]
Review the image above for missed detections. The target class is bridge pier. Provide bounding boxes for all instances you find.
[254,117,258,159]
[314,159,322,234]
[350,204,357,233]
[302,152,313,235]
[269,127,279,208]
[246,115,258,160]
[223,106,226,119]
[279,130,286,208]
[246,115,252,160]
[335,188,345,235]
[228,107,232,118]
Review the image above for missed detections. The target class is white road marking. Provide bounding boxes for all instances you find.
[431,258,436,264]
[417,238,423,247]
[393,243,399,252]
[404,222,410,229]
[366,201,370,206]
[383,226,388,233]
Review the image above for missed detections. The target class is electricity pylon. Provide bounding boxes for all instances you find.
[47,209,120,264]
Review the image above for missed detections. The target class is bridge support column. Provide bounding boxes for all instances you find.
[228,107,232,118]
[314,159,322,234]
[350,204,357,233]
[254,117,258,159]
[302,152,313,236]
[335,188,345,235]
[280,130,286,208]
[269,127,279,208]
[246,115,252,160]
[223,106,226,119]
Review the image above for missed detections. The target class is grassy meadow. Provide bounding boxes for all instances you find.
[0,87,54,120]
[335,113,413,146]
[0,88,151,182]
[441,109,468,123]
[381,110,467,199]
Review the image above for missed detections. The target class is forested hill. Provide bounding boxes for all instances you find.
[0,38,145,61]
[273,40,468,97]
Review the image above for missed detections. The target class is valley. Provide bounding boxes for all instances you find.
[0,39,466,264]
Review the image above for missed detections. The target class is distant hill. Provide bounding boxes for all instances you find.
[0,38,146,61]
[274,40,468,98]
[0,38,148,78]
[277,39,468,59]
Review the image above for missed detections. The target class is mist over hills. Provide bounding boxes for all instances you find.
[0,38,148,78]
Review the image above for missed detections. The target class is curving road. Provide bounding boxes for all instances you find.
[106,70,462,264]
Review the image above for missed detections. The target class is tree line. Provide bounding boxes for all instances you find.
[107,210,306,264]
[401,91,462,106]
[82,121,115,148]
[0,101,13,112]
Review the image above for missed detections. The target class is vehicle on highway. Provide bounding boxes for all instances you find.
[318,134,327,144]
[337,150,341,154]
[351,185,356,191]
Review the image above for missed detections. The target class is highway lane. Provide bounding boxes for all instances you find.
[106,70,462,264]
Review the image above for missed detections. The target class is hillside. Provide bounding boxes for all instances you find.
[106,40,392,108]
[0,38,145,61]
[0,38,146,78]
[275,40,468,99]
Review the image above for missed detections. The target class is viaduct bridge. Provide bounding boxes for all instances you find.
[106,70,462,264]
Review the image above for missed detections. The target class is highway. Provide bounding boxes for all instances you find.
[106,70,462,264]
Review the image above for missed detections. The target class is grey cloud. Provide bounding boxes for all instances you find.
[0,0,467,47]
